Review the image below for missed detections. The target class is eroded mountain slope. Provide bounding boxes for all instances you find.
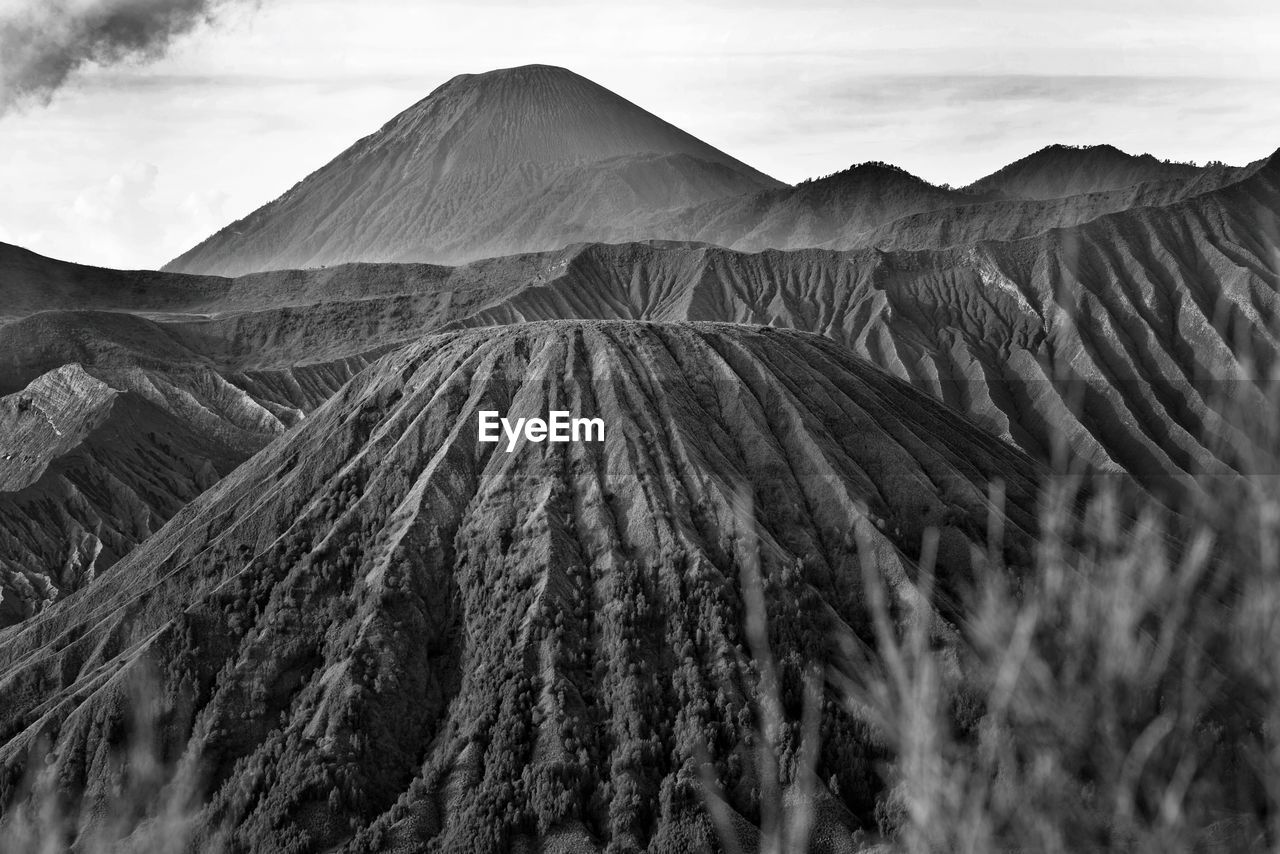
[1,144,1273,622]
[0,247,567,613]
[447,151,1280,494]
[0,363,260,627]
[0,321,1041,853]
[0,309,385,623]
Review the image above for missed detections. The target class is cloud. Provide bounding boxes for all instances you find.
[72,160,158,223]
[53,160,235,268]
[0,0,266,115]
[63,161,163,266]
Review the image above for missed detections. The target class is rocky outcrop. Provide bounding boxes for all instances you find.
[0,363,275,627]
[0,323,380,627]
[0,364,119,492]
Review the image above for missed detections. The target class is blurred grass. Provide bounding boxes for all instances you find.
[823,379,1280,852]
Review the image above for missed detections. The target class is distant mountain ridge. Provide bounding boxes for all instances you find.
[162,65,1248,275]
[962,143,1207,200]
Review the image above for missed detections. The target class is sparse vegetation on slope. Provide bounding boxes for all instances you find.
[0,321,1043,852]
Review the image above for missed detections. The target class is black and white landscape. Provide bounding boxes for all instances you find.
[2,3,1279,852]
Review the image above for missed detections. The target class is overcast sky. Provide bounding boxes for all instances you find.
[1,0,1277,270]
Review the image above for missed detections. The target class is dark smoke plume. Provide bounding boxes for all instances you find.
[0,0,264,114]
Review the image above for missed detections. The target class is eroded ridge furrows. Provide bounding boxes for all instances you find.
[0,361,276,628]
[450,152,1280,495]
[0,310,382,625]
[1,144,1272,624]
[0,321,1041,853]
[0,248,552,613]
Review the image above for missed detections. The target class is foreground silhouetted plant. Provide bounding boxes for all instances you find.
[704,418,1280,854]
[824,465,1279,854]
[0,665,221,854]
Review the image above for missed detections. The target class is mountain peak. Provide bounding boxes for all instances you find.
[1038,142,1124,155]
[372,62,762,171]
[845,161,925,179]
[818,161,943,190]
[448,62,581,85]
[165,66,781,275]
[401,63,599,122]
